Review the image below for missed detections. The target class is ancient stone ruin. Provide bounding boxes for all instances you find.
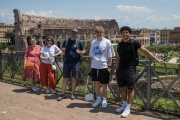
[13,9,150,50]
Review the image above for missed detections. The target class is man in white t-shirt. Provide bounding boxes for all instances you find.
[89,26,115,108]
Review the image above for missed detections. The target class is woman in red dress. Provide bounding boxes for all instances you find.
[24,37,41,91]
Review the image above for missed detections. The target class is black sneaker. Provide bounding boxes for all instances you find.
[57,94,66,101]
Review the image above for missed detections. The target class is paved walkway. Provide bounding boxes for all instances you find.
[0,82,178,120]
[168,57,179,63]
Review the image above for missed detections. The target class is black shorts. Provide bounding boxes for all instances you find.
[116,66,136,90]
[91,68,110,84]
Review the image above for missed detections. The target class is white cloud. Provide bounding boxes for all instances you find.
[116,5,152,14]
[0,11,14,24]
[147,15,157,22]
[173,15,180,20]
[94,15,101,20]
[24,10,54,17]
[118,16,130,22]
[147,15,170,23]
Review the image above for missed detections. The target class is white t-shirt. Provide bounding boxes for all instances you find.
[40,45,60,64]
[89,38,115,69]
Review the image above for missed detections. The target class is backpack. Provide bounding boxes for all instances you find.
[64,38,80,49]
[118,39,139,66]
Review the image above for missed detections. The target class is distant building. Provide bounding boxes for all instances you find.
[0,23,14,43]
[160,27,171,44]
[169,27,180,44]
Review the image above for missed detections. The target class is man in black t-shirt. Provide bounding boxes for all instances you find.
[115,26,163,118]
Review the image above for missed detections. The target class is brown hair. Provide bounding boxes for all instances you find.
[29,37,36,45]
[46,36,54,45]
[95,26,104,33]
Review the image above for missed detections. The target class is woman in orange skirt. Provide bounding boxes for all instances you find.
[24,37,41,91]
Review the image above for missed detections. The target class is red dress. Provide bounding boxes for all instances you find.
[23,45,41,81]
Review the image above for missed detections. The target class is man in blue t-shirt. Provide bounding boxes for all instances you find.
[57,28,85,101]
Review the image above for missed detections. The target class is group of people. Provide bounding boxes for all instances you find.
[24,26,163,118]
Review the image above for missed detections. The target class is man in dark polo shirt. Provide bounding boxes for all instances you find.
[115,26,163,118]
[57,28,86,101]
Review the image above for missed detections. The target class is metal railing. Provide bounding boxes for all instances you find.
[0,51,180,114]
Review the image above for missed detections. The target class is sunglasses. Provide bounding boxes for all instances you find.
[47,40,52,42]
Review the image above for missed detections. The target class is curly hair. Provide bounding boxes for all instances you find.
[95,26,104,33]
[120,26,131,33]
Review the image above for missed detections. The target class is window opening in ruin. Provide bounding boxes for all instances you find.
[57,41,60,48]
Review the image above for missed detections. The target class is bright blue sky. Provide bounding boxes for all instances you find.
[0,0,180,29]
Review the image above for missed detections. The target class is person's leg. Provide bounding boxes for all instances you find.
[71,77,76,94]
[40,62,49,92]
[71,62,79,96]
[99,68,110,108]
[57,63,71,101]
[94,81,100,97]
[121,67,136,118]
[91,68,101,107]
[115,68,128,112]
[48,64,56,94]
[61,63,71,94]
[61,78,69,94]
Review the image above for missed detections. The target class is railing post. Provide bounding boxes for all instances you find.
[146,60,152,110]
[0,50,2,81]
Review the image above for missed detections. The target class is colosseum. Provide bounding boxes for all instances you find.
[13,9,150,50]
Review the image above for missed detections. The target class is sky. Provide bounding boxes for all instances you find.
[0,0,180,29]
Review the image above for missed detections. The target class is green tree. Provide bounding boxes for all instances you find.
[5,31,15,45]
[0,42,7,50]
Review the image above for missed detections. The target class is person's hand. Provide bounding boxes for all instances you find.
[156,59,164,64]
[61,48,66,52]
[76,49,81,54]
[107,67,111,73]
[48,56,54,61]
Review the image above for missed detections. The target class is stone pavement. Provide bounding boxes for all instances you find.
[168,57,179,63]
[0,82,179,120]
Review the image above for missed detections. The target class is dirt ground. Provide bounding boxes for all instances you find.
[0,81,179,120]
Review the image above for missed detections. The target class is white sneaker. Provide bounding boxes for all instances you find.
[115,105,126,113]
[49,88,56,94]
[92,99,102,107]
[102,100,107,108]
[32,87,38,92]
[34,85,39,90]
[46,89,50,94]
[121,108,130,118]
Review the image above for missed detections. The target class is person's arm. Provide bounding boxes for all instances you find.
[76,41,86,54]
[53,46,63,57]
[53,50,62,57]
[76,49,86,54]
[107,57,112,72]
[40,53,48,60]
[61,40,66,52]
[24,47,29,69]
[139,45,163,63]
[116,53,120,69]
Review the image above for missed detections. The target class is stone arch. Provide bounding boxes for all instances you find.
[27,36,31,46]
[57,41,60,48]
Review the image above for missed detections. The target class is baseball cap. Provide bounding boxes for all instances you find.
[71,28,78,33]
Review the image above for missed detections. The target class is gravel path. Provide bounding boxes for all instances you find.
[0,81,178,120]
